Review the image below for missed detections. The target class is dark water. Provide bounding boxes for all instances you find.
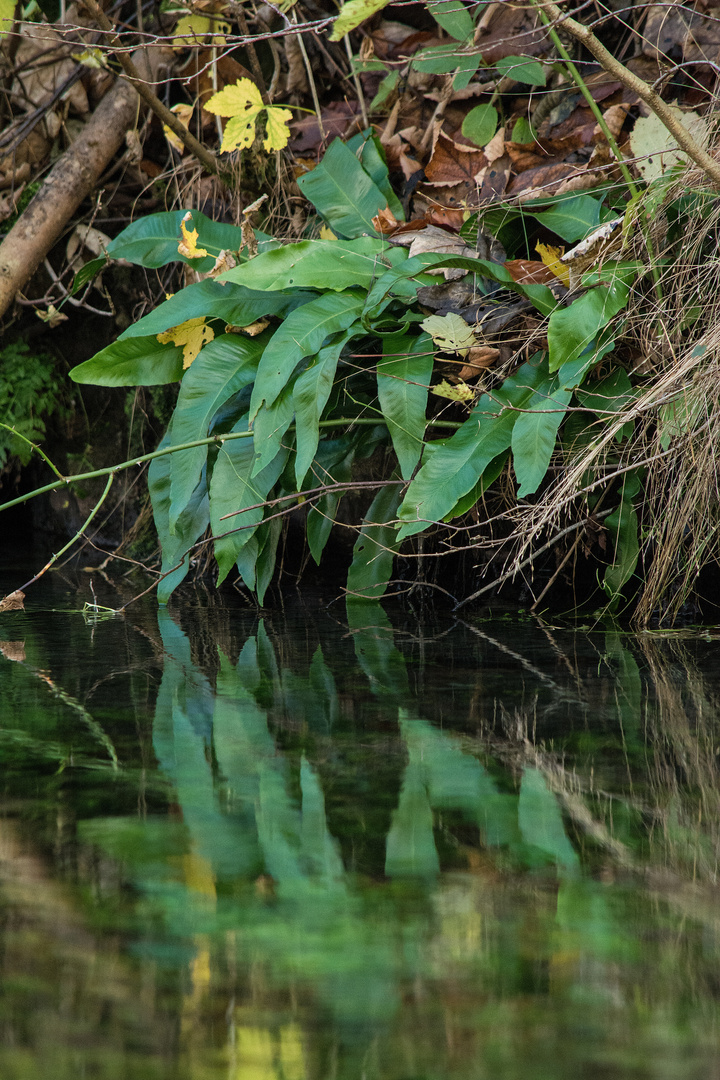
[2,570,720,1079]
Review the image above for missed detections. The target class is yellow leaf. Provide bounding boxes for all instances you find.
[329,0,391,40]
[536,242,570,287]
[73,47,106,69]
[219,112,261,153]
[262,106,293,151]
[205,78,293,154]
[319,225,337,240]
[163,103,194,155]
[157,317,215,368]
[205,77,264,118]
[178,212,209,259]
[0,0,15,38]
[431,379,475,403]
[212,19,231,45]
[173,12,212,47]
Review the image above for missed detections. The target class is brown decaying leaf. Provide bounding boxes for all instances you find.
[472,2,549,65]
[225,317,270,337]
[643,2,720,65]
[0,591,25,613]
[457,346,500,379]
[504,260,560,286]
[425,132,486,187]
[593,103,631,142]
[289,101,361,156]
[507,160,577,199]
[475,153,511,204]
[389,223,474,280]
[372,206,400,234]
[13,25,89,114]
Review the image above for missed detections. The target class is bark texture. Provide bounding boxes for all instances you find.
[0,76,139,320]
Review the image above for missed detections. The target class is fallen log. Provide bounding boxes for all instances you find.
[0,75,139,321]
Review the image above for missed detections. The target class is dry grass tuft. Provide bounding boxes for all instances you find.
[501,176,720,625]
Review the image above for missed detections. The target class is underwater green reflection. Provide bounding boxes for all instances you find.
[64,606,720,1080]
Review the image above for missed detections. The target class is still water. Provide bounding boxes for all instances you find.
[2,570,720,1079]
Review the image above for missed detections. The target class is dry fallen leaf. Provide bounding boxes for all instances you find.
[458,346,500,378]
[0,590,25,613]
[425,132,486,187]
[390,223,474,280]
[372,206,401,233]
[209,249,237,277]
[504,258,561,285]
[35,304,68,327]
[225,318,270,337]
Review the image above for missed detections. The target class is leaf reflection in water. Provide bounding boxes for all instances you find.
[4,595,720,1077]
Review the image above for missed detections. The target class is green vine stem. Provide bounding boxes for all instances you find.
[12,472,115,596]
[0,422,66,481]
[0,416,462,515]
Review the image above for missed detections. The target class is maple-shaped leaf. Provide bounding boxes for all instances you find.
[422,313,477,355]
[178,212,209,259]
[205,78,293,153]
[157,318,215,369]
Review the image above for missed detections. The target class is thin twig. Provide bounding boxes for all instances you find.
[79,0,222,177]
[535,0,720,187]
[453,507,616,612]
[10,473,115,596]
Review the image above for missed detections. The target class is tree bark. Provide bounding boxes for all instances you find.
[0,76,139,321]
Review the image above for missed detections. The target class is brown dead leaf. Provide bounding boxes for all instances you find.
[457,346,500,378]
[36,305,68,327]
[484,127,506,164]
[389,223,474,279]
[372,206,401,234]
[0,641,26,662]
[505,141,546,171]
[0,591,25,613]
[593,103,631,142]
[475,153,511,204]
[209,249,237,276]
[425,132,486,187]
[284,33,309,95]
[14,25,89,114]
[472,2,549,65]
[507,160,577,199]
[553,143,615,196]
[290,101,361,156]
[644,2,720,65]
[504,259,560,285]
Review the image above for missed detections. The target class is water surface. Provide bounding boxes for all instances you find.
[2,573,720,1079]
